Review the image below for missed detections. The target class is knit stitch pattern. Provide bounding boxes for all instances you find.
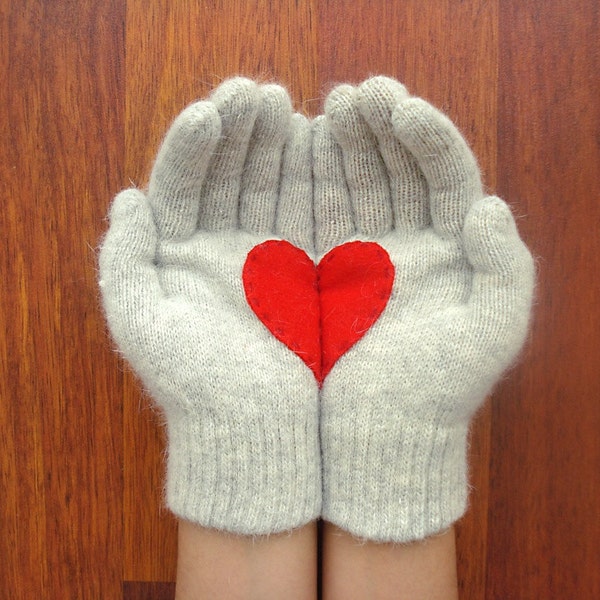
[316,76,535,543]
[98,78,321,535]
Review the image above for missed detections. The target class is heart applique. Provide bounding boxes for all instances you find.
[242,240,394,385]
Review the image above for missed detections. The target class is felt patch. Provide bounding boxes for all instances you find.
[243,240,321,382]
[243,240,394,385]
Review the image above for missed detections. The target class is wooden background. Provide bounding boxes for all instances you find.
[1,1,598,598]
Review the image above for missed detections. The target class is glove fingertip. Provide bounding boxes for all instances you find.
[357,75,409,133]
[108,188,146,222]
[465,196,535,302]
[101,188,157,271]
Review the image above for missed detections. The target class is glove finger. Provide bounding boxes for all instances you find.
[239,83,293,235]
[197,77,260,230]
[392,98,483,238]
[276,113,314,253]
[148,101,221,239]
[99,189,163,337]
[465,196,535,345]
[313,115,356,255]
[357,76,430,231]
[324,84,392,238]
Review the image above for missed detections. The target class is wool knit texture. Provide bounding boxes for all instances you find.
[316,76,534,543]
[98,78,321,535]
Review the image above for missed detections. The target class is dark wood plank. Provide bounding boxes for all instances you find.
[122,0,319,581]
[317,2,499,596]
[0,1,125,597]
[123,581,176,600]
[491,1,600,597]
[0,4,49,593]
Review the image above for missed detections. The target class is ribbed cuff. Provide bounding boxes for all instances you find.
[321,415,470,543]
[163,402,321,535]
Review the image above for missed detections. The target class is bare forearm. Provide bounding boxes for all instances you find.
[175,520,318,600]
[321,523,458,600]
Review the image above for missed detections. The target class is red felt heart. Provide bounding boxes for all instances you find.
[243,240,394,385]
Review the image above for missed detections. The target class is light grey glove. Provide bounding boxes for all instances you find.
[315,76,534,543]
[99,78,320,535]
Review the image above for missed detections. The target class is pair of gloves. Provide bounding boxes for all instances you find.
[98,76,534,544]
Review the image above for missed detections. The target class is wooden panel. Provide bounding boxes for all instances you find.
[122,0,319,582]
[491,1,600,597]
[2,1,599,597]
[123,581,176,600]
[0,1,125,598]
[316,2,498,596]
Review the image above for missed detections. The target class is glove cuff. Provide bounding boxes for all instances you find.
[163,402,321,535]
[321,415,470,543]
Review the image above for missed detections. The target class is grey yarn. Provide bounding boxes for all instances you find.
[316,76,535,543]
[99,78,321,535]
[99,75,534,543]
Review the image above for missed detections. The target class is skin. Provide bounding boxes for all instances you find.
[175,520,318,600]
[321,523,459,600]
[175,520,458,600]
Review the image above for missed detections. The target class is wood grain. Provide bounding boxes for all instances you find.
[0,1,126,598]
[1,1,599,597]
[123,581,176,600]
[489,1,600,597]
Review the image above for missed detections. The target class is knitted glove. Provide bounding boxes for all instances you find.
[314,76,534,543]
[98,78,320,535]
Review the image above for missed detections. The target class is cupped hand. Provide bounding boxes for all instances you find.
[315,76,534,542]
[99,78,321,535]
